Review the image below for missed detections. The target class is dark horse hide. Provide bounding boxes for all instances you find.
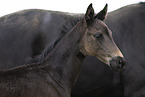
[73,2,145,97]
[0,2,144,97]
[105,2,145,97]
[0,4,125,97]
[74,2,145,97]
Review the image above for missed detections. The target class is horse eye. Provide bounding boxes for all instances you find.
[94,33,103,39]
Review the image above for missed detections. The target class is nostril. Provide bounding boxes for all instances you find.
[119,59,123,64]
[120,58,125,65]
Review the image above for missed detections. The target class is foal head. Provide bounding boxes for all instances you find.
[81,4,125,71]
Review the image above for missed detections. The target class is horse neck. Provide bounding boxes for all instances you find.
[44,20,87,91]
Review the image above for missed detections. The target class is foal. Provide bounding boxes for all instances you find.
[0,4,125,97]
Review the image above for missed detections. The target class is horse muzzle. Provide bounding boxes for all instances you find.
[110,56,126,71]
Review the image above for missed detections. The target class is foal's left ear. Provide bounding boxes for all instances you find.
[95,4,108,21]
[85,3,94,24]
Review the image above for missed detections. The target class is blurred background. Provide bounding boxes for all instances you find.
[0,0,145,16]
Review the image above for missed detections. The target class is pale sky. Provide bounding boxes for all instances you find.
[0,0,144,17]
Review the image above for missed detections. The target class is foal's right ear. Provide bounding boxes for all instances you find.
[85,3,94,24]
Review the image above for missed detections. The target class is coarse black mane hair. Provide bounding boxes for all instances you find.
[29,16,82,63]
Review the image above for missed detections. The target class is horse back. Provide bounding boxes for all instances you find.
[0,9,73,70]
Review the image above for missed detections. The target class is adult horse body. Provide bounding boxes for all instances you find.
[0,9,75,69]
[106,2,145,97]
[0,2,144,97]
[0,4,125,97]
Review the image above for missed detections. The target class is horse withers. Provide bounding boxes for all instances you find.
[0,4,125,97]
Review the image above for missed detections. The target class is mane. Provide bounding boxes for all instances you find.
[29,16,82,63]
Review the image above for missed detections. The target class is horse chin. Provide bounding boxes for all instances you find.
[110,65,125,72]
